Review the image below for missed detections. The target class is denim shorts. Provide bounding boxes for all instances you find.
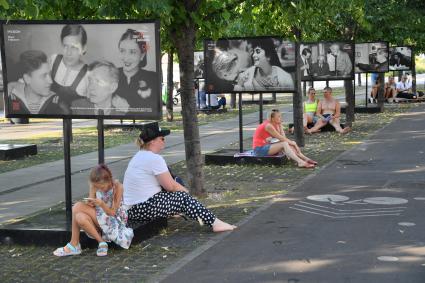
[253,144,271,157]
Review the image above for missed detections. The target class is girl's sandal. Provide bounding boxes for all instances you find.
[96,242,108,257]
[53,242,81,257]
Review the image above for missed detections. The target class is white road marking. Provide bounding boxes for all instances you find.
[307,195,349,203]
[293,204,404,215]
[363,197,408,205]
[289,207,401,219]
[398,222,416,227]
[299,201,407,212]
[377,256,399,262]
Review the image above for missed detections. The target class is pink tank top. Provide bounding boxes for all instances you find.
[252,120,279,148]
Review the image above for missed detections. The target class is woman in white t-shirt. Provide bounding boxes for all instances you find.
[123,122,236,232]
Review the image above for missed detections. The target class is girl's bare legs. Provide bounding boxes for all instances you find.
[289,144,311,162]
[330,118,350,134]
[268,142,309,167]
[371,87,378,100]
[303,114,314,132]
[64,202,102,252]
[307,119,326,134]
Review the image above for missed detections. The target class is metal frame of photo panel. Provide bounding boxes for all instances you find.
[389,45,413,71]
[354,41,389,73]
[204,36,298,94]
[194,50,204,79]
[1,19,162,120]
[299,40,355,82]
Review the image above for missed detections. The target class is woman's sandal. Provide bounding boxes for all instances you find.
[53,242,81,257]
[96,242,108,257]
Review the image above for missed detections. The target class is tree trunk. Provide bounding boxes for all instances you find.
[357,73,362,86]
[377,73,385,111]
[302,81,307,96]
[172,24,205,197]
[344,80,355,127]
[166,49,175,122]
[230,93,236,108]
[293,32,304,146]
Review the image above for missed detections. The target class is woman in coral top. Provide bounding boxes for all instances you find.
[252,109,317,168]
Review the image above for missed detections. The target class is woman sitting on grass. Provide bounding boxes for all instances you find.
[122,122,237,232]
[252,109,317,168]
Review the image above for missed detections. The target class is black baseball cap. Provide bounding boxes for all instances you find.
[139,122,170,143]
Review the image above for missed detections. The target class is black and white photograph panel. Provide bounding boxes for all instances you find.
[2,21,161,119]
[204,37,296,93]
[194,51,204,79]
[354,42,389,73]
[389,46,412,71]
[299,41,354,81]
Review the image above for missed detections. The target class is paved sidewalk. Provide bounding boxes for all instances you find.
[0,103,295,224]
[158,104,425,283]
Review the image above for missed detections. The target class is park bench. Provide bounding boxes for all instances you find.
[197,107,227,115]
[0,210,167,248]
[0,143,37,160]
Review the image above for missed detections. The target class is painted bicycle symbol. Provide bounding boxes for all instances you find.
[290,194,409,219]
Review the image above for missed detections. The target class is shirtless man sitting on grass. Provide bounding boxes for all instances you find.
[306,87,351,134]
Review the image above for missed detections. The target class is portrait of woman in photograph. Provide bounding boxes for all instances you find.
[50,24,89,107]
[113,28,158,114]
[235,38,294,91]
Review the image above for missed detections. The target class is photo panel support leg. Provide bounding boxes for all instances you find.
[239,92,243,153]
[365,73,369,107]
[63,119,72,225]
[97,118,105,164]
[259,92,263,124]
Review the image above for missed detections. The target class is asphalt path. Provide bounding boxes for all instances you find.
[161,105,425,283]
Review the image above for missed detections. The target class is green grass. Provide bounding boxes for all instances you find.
[0,98,293,174]
[0,127,141,174]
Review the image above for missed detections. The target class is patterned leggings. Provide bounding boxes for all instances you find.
[127,191,216,227]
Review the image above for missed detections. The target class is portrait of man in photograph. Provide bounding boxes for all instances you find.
[300,42,354,81]
[389,47,412,71]
[355,42,389,73]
